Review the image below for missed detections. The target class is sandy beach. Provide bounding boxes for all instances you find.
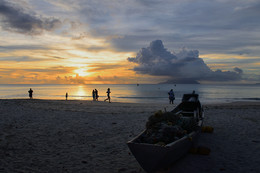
[0,99,259,173]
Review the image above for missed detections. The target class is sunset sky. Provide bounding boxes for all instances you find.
[0,0,259,84]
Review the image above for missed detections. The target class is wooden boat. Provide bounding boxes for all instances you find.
[127,93,204,173]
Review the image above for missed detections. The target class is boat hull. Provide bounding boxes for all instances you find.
[127,93,204,172]
[127,128,201,172]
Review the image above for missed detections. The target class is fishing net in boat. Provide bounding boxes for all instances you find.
[136,110,198,146]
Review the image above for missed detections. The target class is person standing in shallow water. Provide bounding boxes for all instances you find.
[92,90,96,101]
[65,92,68,100]
[28,88,33,99]
[95,89,99,101]
[168,89,175,104]
[104,88,111,103]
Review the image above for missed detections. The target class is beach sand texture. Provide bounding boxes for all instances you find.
[0,99,259,173]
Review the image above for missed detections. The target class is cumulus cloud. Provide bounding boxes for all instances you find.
[233,67,243,74]
[128,40,243,83]
[0,0,61,35]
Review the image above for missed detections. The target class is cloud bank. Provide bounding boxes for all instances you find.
[0,0,61,35]
[128,40,243,83]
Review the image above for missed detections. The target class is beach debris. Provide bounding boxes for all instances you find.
[201,126,214,133]
[136,110,199,145]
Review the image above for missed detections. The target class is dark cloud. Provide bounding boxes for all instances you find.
[0,0,61,35]
[233,67,243,74]
[61,75,86,84]
[205,57,260,66]
[0,45,49,51]
[76,0,260,56]
[74,44,107,52]
[71,32,88,40]
[0,55,66,62]
[23,66,73,74]
[128,40,243,83]
[0,66,74,75]
[87,63,127,72]
[128,40,177,64]
[40,1,260,57]
[0,56,46,62]
[51,56,65,60]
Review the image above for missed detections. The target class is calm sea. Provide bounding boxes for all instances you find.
[0,84,259,104]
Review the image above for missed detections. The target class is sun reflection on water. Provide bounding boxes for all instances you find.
[73,85,87,99]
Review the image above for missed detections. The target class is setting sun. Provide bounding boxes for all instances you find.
[74,68,89,76]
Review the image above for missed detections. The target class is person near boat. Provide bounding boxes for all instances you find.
[168,89,175,104]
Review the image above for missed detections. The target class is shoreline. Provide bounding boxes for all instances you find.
[1,97,260,105]
[0,99,259,173]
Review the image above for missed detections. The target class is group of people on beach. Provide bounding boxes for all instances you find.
[92,89,99,101]
[92,88,111,102]
[28,88,112,103]
[72,88,111,103]
[29,87,175,104]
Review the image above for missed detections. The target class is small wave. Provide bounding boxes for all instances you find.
[241,98,260,100]
[227,97,260,101]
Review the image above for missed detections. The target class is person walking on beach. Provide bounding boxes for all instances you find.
[65,92,68,100]
[95,89,99,101]
[104,88,111,103]
[92,90,96,101]
[168,89,175,104]
[28,88,33,99]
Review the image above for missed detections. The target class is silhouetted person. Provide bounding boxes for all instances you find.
[95,89,99,101]
[168,89,175,104]
[65,92,68,100]
[189,90,196,102]
[104,88,111,103]
[92,90,96,101]
[28,88,33,99]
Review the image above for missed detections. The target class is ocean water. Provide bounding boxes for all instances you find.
[0,84,259,104]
